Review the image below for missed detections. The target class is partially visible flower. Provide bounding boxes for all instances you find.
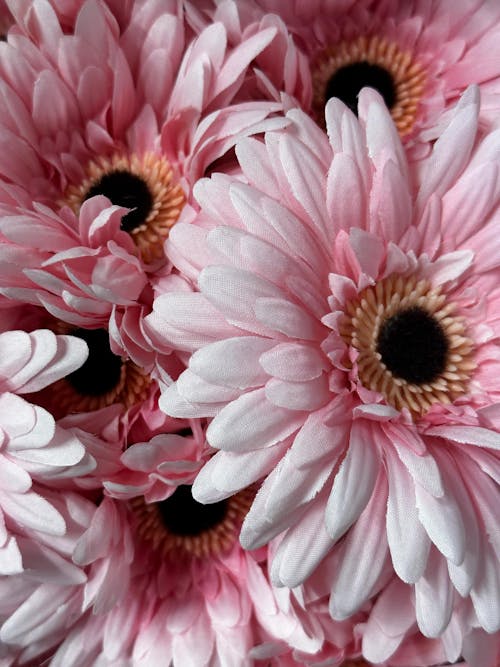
[0,0,287,374]
[0,328,98,577]
[151,88,500,638]
[2,484,321,666]
[227,0,500,158]
[0,489,95,666]
[184,0,311,109]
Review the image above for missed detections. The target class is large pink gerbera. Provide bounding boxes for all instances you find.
[150,88,500,638]
[209,0,500,158]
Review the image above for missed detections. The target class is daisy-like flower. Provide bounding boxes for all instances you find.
[233,0,500,158]
[0,328,95,577]
[0,0,287,371]
[1,483,321,666]
[151,87,500,638]
[0,489,96,666]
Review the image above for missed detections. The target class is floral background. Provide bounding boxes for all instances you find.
[0,1,498,665]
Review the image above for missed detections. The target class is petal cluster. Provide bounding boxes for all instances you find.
[0,1,498,666]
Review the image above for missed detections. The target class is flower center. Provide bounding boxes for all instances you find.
[64,153,186,263]
[84,171,153,233]
[325,61,396,115]
[66,328,123,396]
[340,275,475,415]
[158,485,228,537]
[55,326,151,413]
[312,35,426,136]
[376,306,448,384]
[131,486,254,559]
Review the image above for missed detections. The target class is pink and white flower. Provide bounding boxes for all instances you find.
[1,485,322,666]
[0,328,95,578]
[221,0,500,158]
[0,0,287,368]
[151,88,500,638]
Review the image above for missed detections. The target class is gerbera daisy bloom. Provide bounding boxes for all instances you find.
[0,328,96,576]
[151,87,500,638]
[0,480,321,666]
[218,0,500,158]
[0,0,287,369]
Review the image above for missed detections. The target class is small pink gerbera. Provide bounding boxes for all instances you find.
[0,0,286,371]
[1,483,322,666]
[151,88,500,638]
[218,0,500,158]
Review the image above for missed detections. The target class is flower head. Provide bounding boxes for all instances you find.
[240,0,500,158]
[152,87,500,638]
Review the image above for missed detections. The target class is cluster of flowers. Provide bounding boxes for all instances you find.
[0,0,498,665]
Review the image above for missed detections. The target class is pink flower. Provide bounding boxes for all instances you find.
[184,0,311,109]
[227,0,500,158]
[0,489,95,665]
[2,486,321,666]
[0,328,98,578]
[0,0,287,369]
[152,88,500,638]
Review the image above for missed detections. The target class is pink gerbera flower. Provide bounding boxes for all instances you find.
[213,0,500,158]
[0,328,96,579]
[0,0,286,366]
[151,88,500,638]
[1,482,321,666]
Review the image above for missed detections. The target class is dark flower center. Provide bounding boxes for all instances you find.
[84,170,153,232]
[325,61,396,115]
[158,485,228,537]
[66,328,123,396]
[376,306,449,385]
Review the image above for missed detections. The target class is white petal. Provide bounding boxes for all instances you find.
[329,478,389,620]
[470,542,500,633]
[206,388,304,453]
[415,549,454,638]
[189,336,273,388]
[415,483,466,565]
[192,443,289,503]
[325,420,379,541]
[271,496,334,587]
[255,297,324,340]
[0,490,65,536]
[265,375,330,411]
[177,369,239,403]
[425,424,500,450]
[386,451,431,583]
[259,342,328,381]
[159,382,223,419]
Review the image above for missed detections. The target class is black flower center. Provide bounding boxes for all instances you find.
[376,306,449,385]
[66,328,123,396]
[158,485,228,537]
[84,170,153,232]
[325,61,396,115]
